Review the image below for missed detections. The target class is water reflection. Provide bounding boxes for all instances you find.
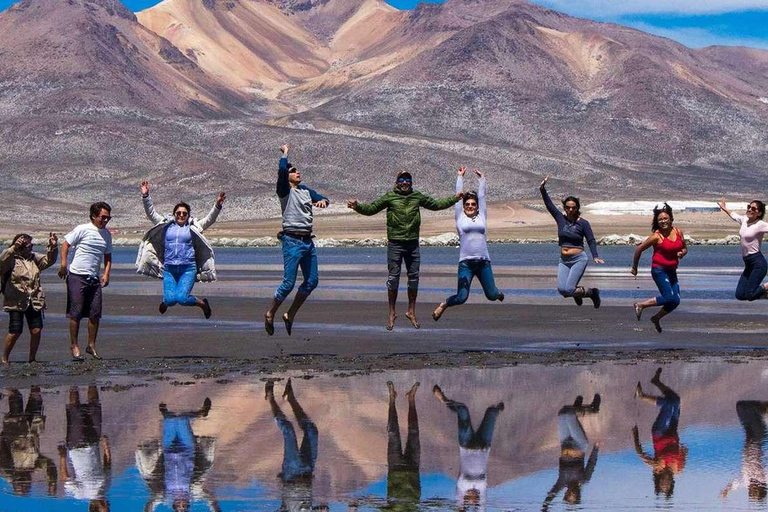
[721,400,768,502]
[136,396,218,511]
[633,367,687,499]
[6,362,768,509]
[542,394,600,510]
[433,384,503,510]
[60,385,111,509]
[0,387,56,497]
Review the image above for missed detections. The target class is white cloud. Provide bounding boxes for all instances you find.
[625,21,768,48]
[536,0,768,16]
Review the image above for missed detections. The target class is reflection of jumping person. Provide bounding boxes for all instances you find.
[136,180,226,318]
[0,387,57,496]
[539,176,604,308]
[266,379,321,512]
[718,199,768,301]
[348,171,462,330]
[136,397,218,512]
[721,401,768,503]
[265,145,329,337]
[631,204,688,333]
[385,381,421,510]
[59,385,111,511]
[633,367,687,499]
[433,168,503,322]
[542,394,601,510]
[433,385,503,509]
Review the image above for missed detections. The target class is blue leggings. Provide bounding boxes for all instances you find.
[736,252,768,301]
[163,264,198,307]
[557,251,588,297]
[652,266,680,312]
[446,259,499,306]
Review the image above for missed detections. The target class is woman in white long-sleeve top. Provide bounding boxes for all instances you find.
[718,199,768,301]
[432,167,503,321]
[135,181,225,318]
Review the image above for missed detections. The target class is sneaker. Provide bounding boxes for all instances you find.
[590,288,601,309]
[159,302,167,315]
[573,295,583,306]
[497,291,505,302]
[590,394,601,412]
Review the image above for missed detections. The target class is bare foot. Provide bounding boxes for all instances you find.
[432,303,446,322]
[387,311,397,331]
[264,312,275,336]
[405,311,420,329]
[1,359,8,365]
[387,381,396,400]
[406,382,420,398]
[283,378,294,399]
[651,367,663,385]
[433,384,448,403]
[635,382,643,398]
[265,381,275,400]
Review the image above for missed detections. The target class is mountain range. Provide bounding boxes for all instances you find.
[0,0,766,225]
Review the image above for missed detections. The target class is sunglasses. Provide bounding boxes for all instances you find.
[288,167,299,174]
[175,211,189,217]
[397,178,412,184]
[97,215,112,221]
[748,206,760,212]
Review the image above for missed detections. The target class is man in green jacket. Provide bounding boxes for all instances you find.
[347,171,462,330]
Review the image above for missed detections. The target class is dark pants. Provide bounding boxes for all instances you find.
[8,307,43,335]
[387,241,420,292]
[387,398,420,503]
[737,401,768,442]
[736,253,768,301]
[446,259,499,306]
[445,401,501,450]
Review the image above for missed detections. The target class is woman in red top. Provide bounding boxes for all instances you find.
[630,204,688,333]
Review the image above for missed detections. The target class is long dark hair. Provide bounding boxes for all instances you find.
[652,203,674,232]
[562,196,580,215]
[10,233,31,247]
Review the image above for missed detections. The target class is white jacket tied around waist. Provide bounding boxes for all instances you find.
[135,195,221,282]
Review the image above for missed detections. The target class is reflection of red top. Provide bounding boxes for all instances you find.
[652,229,684,269]
[653,433,684,468]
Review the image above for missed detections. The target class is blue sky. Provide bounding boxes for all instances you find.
[1,0,767,50]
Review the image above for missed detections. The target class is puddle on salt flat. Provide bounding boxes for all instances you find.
[1,360,768,511]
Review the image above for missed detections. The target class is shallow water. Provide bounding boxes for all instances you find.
[2,360,768,510]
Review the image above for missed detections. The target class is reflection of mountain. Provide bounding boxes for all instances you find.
[15,361,768,505]
[2,0,768,224]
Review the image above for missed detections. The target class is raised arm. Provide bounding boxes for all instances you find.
[35,233,59,271]
[455,168,465,221]
[540,177,563,223]
[632,426,654,466]
[197,192,225,231]
[276,145,290,199]
[352,193,390,216]
[476,170,487,216]
[141,194,166,226]
[630,234,659,276]
[718,198,740,222]
[418,191,461,211]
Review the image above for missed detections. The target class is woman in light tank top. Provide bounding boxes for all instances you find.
[717,199,768,301]
[631,204,688,333]
[432,167,504,322]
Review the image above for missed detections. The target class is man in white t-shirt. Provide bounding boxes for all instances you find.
[58,202,113,361]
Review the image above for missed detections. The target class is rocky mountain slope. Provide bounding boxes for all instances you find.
[0,0,767,227]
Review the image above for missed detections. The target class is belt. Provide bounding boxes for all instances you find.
[281,231,313,240]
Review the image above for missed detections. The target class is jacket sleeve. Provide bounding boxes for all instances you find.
[197,204,222,232]
[276,156,290,198]
[0,247,15,275]
[354,193,390,216]
[307,187,330,205]
[34,245,59,271]
[455,175,463,221]
[418,192,459,211]
[142,194,166,225]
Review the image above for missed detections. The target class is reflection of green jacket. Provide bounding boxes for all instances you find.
[354,189,458,241]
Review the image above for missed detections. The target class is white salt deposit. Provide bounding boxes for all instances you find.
[584,200,748,216]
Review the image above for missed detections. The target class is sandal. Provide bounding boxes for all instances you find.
[634,303,643,321]
[85,346,102,360]
[264,314,275,336]
[283,313,293,336]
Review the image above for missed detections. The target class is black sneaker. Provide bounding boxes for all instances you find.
[590,288,601,309]
[202,298,212,319]
[159,302,167,314]
[573,395,584,407]
[573,296,583,306]
[590,394,601,412]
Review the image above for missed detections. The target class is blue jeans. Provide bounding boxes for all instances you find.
[163,417,195,452]
[736,253,768,301]
[446,259,499,306]
[276,417,318,482]
[163,264,197,307]
[652,395,681,437]
[445,401,501,450]
[275,235,319,302]
[557,251,588,297]
[652,266,681,312]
